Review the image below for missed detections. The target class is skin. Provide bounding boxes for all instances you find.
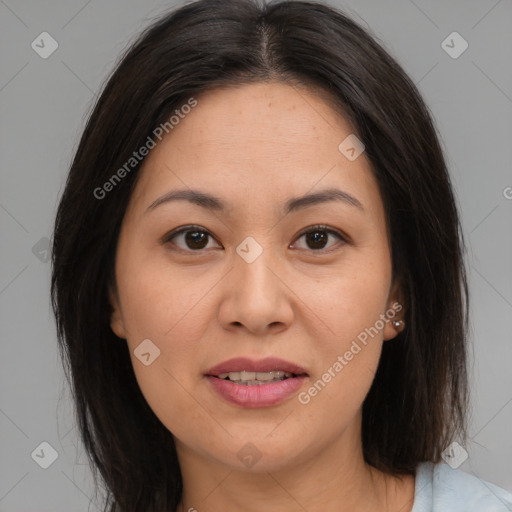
[109,82,415,512]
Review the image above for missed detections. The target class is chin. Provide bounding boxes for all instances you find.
[211,432,309,473]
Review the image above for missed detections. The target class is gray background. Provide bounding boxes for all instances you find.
[1,0,511,510]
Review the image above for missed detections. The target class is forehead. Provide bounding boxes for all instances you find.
[169,81,355,155]
[128,82,381,218]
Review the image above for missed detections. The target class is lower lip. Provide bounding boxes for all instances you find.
[205,375,308,408]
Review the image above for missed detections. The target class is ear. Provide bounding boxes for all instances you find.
[383,277,406,341]
[108,285,127,339]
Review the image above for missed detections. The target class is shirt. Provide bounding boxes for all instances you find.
[411,461,512,511]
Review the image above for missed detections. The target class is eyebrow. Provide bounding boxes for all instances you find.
[145,187,364,215]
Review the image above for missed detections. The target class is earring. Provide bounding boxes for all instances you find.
[392,320,403,328]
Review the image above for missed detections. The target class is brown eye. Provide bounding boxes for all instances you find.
[183,230,209,250]
[164,226,220,252]
[304,230,328,249]
[292,225,346,252]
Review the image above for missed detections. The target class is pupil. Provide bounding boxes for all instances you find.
[185,231,207,249]
[307,230,327,249]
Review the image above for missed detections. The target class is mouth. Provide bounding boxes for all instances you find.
[204,357,309,407]
[211,370,307,385]
[205,356,308,381]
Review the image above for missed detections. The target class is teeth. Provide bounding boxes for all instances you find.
[217,370,294,382]
[256,371,282,381]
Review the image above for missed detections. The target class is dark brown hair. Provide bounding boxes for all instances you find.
[51,0,469,510]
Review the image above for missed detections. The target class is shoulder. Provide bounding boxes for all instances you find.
[411,461,512,512]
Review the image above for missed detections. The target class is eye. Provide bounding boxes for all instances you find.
[163,225,221,252]
[291,225,347,252]
[163,224,347,254]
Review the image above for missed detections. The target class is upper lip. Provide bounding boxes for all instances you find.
[205,357,308,377]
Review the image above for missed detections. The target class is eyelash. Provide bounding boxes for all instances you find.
[162,224,348,254]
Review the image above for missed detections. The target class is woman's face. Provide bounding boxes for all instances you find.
[109,82,403,472]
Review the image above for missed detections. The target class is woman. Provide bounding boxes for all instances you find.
[50,0,512,510]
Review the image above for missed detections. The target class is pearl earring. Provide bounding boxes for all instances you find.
[392,320,403,328]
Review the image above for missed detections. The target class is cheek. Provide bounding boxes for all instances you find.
[298,294,385,431]
[117,262,210,438]
[299,253,391,346]
[117,248,214,344]
[296,255,390,411]
[114,250,215,409]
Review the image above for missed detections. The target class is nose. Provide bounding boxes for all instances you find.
[217,242,294,336]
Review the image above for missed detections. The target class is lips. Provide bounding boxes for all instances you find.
[206,374,308,407]
[205,357,308,377]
